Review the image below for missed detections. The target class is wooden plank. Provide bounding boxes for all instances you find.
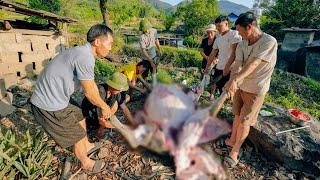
[0,0,77,23]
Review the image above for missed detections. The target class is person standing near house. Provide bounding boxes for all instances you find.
[199,24,218,97]
[224,12,278,168]
[204,15,242,100]
[30,24,114,173]
[139,19,161,79]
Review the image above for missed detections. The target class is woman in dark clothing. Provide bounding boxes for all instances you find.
[199,24,218,97]
[199,24,218,74]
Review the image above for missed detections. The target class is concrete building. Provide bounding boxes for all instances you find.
[277,28,320,81]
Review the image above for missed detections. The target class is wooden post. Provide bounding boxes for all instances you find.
[62,22,68,45]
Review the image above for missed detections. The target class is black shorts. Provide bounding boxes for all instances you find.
[141,59,156,79]
[211,69,230,90]
[31,103,86,148]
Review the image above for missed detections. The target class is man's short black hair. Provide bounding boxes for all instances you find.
[137,61,150,69]
[215,15,229,24]
[235,12,258,28]
[87,24,113,43]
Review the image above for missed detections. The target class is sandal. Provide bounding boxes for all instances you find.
[87,142,103,159]
[223,156,238,169]
[88,160,107,174]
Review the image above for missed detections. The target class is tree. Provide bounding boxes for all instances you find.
[99,0,109,25]
[164,14,175,31]
[28,0,61,24]
[261,0,320,40]
[175,0,219,36]
[29,0,61,13]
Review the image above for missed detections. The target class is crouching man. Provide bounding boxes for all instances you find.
[118,61,151,95]
[224,12,278,168]
[82,72,134,139]
[30,24,115,173]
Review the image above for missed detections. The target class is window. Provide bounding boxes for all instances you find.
[18,52,23,62]
[32,62,36,70]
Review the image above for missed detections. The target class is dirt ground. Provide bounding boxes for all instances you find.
[0,81,317,180]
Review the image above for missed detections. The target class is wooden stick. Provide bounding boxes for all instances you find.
[276,125,310,135]
[209,90,229,117]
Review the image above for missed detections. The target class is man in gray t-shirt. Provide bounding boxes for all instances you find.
[30,24,115,173]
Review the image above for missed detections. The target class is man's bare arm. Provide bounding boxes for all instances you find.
[223,43,238,75]
[137,77,151,91]
[225,58,263,97]
[204,49,219,73]
[234,58,262,83]
[120,103,134,125]
[200,48,208,60]
[155,39,161,50]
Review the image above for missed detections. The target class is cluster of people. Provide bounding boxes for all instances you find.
[199,12,277,168]
[30,11,277,173]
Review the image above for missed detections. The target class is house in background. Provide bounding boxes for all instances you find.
[0,0,76,116]
[228,12,238,23]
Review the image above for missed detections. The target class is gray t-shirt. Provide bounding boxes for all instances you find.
[140,28,158,59]
[31,43,95,111]
[233,33,277,95]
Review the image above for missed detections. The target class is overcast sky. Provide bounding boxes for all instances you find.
[161,0,254,8]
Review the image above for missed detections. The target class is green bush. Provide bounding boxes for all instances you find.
[0,128,57,179]
[122,45,202,68]
[94,59,116,82]
[164,14,175,31]
[183,35,201,48]
[160,46,202,68]
[122,45,141,58]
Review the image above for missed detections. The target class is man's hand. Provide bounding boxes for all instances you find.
[157,48,162,57]
[101,107,112,120]
[98,117,115,129]
[225,78,238,98]
[223,66,230,76]
[204,68,209,75]
[140,88,148,94]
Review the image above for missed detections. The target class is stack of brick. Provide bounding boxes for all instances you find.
[0,29,67,116]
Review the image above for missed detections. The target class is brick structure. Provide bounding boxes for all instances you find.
[0,0,76,116]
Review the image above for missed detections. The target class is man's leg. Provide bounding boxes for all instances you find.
[229,121,250,162]
[210,83,217,100]
[226,90,243,147]
[225,115,241,147]
[78,119,95,151]
[73,119,96,170]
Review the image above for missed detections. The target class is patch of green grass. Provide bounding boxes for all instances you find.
[157,68,173,84]
[266,70,320,120]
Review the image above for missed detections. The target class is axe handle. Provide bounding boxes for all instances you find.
[209,90,229,117]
